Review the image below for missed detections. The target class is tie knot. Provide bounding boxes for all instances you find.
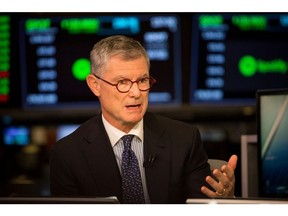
[121,134,134,148]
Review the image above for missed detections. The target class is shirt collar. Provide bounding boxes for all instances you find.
[102,115,144,147]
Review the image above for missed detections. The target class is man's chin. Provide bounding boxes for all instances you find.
[125,113,144,123]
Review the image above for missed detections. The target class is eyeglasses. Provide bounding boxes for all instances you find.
[93,74,156,93]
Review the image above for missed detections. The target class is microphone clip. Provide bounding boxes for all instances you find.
[143,154,156,168]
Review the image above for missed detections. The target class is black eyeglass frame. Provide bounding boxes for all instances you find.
[93,74,157,93]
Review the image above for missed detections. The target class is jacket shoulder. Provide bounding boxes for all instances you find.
[145,112,199,132]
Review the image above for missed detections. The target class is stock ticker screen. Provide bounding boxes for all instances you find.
[190,13,288,106]
[17,14,182,109]
[0,15,12,108]
[2,13,288,111]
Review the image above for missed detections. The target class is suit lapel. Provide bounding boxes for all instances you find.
[144,113,170,203]
[79,116,123,202]
[77,113,171,203]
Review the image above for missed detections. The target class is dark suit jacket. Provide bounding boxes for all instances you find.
[50,112,211,203]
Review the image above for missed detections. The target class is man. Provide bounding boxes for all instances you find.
[50,35,238,204]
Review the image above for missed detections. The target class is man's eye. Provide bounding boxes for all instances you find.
[139,78,149,83]
[118,79,130,85]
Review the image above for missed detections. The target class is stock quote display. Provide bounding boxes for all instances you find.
[19,14,182,109]
[0,15,11,107]
[190,13,288,106]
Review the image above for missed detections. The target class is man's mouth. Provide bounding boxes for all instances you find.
[126,104,141,109]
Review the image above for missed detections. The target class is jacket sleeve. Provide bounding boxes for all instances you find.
[184,127,211,198]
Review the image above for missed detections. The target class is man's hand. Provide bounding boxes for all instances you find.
[201,155,238,198]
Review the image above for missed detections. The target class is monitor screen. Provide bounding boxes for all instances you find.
[0,14,23,109]
[3,126,30,146]
[190,13,288,106]
[0,15,11,106]
[56,124,80,141]
[257,88,288,198]
[17,13,182,110]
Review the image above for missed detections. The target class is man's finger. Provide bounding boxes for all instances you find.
[228,154,238,170]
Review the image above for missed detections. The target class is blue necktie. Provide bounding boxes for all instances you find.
[121,135,145,204]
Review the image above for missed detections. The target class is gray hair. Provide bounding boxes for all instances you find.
[90,35,150,75]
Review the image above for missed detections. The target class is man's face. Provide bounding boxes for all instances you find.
[97,56,150,132]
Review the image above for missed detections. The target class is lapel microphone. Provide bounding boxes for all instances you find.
[143,154,156,168]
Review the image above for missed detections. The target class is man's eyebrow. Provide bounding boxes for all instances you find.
[114,74,150,80]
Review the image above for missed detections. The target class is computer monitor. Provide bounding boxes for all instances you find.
[16,13,182,110]
[257,88,288,198]
[2,126,30,146]
[190,13,288,106]
[0,14,22,109]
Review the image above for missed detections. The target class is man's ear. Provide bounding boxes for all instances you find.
[86,74,100,96]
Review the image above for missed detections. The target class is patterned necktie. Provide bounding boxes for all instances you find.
[121,135,145,204]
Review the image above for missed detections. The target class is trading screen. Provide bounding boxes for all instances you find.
[190,13,288,106]
[0,13,182,110]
